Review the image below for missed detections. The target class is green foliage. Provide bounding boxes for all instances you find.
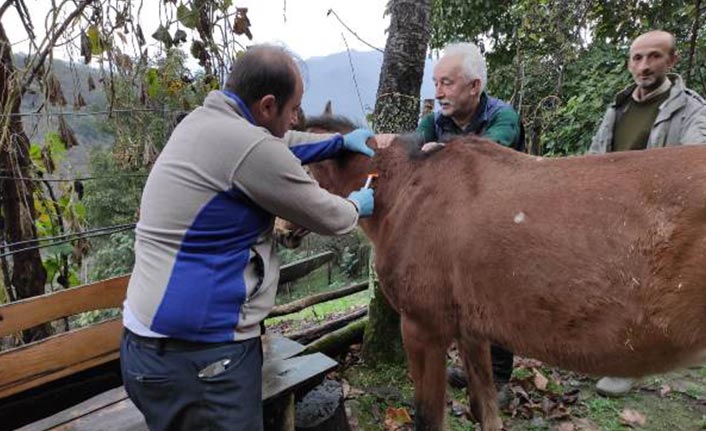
[430,0,706,156]
[540,43,628,155]
[0,278,7,304]
[71,308,121,328]
[87,25,104,55]
[89,232,136,281]
[82,148,143,281]
[177,4,198,29]
[24,131,89,290]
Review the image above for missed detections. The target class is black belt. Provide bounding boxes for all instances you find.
[125,329,237,353]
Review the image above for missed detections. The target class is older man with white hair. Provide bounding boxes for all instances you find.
[417,42,523,149]
[416,42,524,406]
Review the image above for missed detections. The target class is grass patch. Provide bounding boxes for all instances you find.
[582,394,623,430]
[266,289,370,330]
[267,262,371,331]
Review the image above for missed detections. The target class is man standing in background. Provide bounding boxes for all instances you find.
[590,30,706,396]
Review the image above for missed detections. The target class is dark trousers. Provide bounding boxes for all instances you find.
[120,330,263,431]
[491,344,514,385]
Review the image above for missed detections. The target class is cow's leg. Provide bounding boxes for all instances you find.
[457,335,503,431]
[401,316,449,431]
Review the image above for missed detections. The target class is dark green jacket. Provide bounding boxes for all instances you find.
[417,93,523,150]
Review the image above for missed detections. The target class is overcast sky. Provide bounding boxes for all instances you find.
[4,0,391,60]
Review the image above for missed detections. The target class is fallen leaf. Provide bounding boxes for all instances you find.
[383,406,412,431]
[547,405,570,421]
[619,408,646,427]
[658,384,672,397]
[574,418,601,431]
[560,388,581,405]
[534,368,549,391]
[516,357,544,368]
[554,421,575,431]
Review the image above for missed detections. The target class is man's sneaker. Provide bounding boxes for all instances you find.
[595,377,636,397]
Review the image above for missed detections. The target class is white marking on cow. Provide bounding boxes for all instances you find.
[514,212,526,224]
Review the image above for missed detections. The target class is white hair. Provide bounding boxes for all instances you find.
[442,42,487,92]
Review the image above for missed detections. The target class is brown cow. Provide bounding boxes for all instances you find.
[303,115,706,431]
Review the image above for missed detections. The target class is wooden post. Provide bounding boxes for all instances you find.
[264,393,295,431]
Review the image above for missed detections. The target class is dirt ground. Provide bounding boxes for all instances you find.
[336,347,706,431]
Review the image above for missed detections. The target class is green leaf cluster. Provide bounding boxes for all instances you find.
[431,0,706,156]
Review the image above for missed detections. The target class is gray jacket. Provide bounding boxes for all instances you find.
[589,74,706,154]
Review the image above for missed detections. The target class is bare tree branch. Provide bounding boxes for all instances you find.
[0,1,13,19]
[19,0,94,94]
[15,0,36,40]
[326,8,384,53]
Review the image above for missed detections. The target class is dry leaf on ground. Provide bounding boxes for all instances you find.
[383,406,413,431]
[534,368,549,391]
[658,384,672,397]
[574,418,601,431]
[619,408,646,427]
[553,420,575,431]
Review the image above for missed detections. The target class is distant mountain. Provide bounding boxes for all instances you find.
[13,54,112,174]
[301,50,437,126]
[11,50,436,173]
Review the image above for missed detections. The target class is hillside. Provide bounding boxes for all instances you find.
[301,50,436,124]
[12,50,437,173]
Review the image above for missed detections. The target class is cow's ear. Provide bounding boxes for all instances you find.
[323,100,333,116]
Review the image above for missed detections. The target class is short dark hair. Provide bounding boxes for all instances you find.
[224,45,298,112]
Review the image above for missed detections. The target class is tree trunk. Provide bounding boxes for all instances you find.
[366,0,432,365]
[0,22,50,342]
[685,0,702,86]
[373,0,433,133]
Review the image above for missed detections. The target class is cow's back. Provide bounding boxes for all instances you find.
[375,141,706,376]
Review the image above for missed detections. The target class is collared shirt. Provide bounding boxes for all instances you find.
[631,77,672,102]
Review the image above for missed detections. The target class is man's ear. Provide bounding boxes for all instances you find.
[469,78,482,96]
[668,51,680,69]
[252,94,278,122]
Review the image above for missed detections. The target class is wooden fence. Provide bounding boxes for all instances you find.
[0,250,370,430]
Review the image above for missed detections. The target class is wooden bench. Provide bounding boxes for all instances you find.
[16,337,337,431]
[0,252,338,430]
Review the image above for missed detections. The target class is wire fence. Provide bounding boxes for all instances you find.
[0,6,390,278]
[0,173,149,183]
[0,108,189,119]
[0,223,136,259]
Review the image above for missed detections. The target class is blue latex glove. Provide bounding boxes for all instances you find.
[347,187,374,218]
[342,128,375,157]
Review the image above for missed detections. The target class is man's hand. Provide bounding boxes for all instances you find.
[347,187,374,217]
[343,129,375,157]
[421,142,446,153]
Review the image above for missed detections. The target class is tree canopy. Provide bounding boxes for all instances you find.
[430,0,705,155]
